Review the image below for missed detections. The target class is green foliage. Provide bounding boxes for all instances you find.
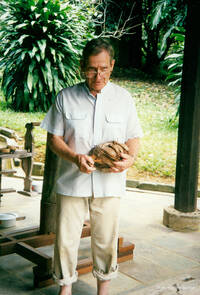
[151,0,186,56]
[164,27,185,114]
[0,0,96,111]
[142,0,186,73]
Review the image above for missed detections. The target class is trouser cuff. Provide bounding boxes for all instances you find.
[53,271,78,286]
[92,265,118,281]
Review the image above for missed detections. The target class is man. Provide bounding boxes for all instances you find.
[41,38,143,295]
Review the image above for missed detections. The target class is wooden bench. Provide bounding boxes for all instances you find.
[0,223,134,288]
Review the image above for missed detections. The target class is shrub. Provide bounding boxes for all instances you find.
[0,0,96,111]
[164,27,185,108]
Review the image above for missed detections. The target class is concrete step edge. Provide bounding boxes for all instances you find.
[126,179,200,197]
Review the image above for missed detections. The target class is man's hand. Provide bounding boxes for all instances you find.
[110,153,134,173]
[109,137,140,173]
[75,154,96,174]
[48,133,96,174]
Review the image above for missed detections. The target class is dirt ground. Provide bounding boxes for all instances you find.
[127,168,175,185]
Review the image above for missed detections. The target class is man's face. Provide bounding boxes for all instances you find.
[83,50,115,96]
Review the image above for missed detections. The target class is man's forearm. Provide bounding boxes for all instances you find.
[125,137,140,161]
[47,133,77,164]
[47,133,95,173]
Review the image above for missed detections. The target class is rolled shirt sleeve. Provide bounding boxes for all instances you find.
[40,91,64,136]
[126,94,143,140]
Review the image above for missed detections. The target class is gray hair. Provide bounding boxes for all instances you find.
[82,38,115,67]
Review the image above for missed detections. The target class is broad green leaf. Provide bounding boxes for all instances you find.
[41,67,47,84]
[31,6,36,11]
[3,74,13,90]
[4,47,11,57]
[32,70,39,88]
[27,62,36,92]
[57,53,64,62]
[29,101,35,111]
[38,80,43,93]
[152,4,162,28]
[60,3,70,10]
[44,58,53,92]
[52,70,60,92]
[33,88,38,99]
[21,51,27,61]
[59,37,78,54]
[160,26,175,53]
[50,48,56,63]
[15,23,27,29]
[37,39,47,59]
[0,11,9,21]
[58,60,65,78]
[24,83,30,104]
[35,53,41,62]
[55,20,61,28]
[168,63,178,70]
[166,53,182,59]
[4,42,18,56]
[32,46,38,56]
[168,78,181,86]
[7,20,17,25]
[28,46,38,58]
[27,71,33,93]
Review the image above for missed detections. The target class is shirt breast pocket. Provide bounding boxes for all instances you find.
[64,111,88,139]
[104,114,126,142]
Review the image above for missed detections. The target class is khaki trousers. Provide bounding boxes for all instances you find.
[53,194,121,286]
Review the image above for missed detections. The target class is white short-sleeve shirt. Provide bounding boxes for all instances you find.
[41,81,143,198]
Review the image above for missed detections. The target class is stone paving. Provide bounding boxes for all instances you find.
[0,176,200,294]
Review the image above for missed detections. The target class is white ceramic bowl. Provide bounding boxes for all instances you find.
[0,213,18,228]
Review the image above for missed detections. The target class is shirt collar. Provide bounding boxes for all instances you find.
[83,81,111,98]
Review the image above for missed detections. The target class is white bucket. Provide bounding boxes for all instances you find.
[32,181,43,193]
